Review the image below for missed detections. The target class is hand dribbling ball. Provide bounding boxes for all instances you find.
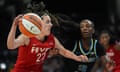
[19,13,42,37]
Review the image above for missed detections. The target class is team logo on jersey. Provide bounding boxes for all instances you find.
[107,52,114,57]
[107,49,114,57]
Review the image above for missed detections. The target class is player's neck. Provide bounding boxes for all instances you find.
[36,34,46,42]
[81,38,92,50]
[82,37,92,42]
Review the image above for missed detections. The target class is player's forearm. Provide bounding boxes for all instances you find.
[7,23,17,49]
[59,49,80,61]
[54,37,81,61]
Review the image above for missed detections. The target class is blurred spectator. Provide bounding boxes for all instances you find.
[99,30,120,72]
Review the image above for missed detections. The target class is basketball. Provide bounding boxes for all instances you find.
[19,13,42,37]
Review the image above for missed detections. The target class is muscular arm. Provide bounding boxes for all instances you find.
[54,37,88,62]
[7,15,28,49]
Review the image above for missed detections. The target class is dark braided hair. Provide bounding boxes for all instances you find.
[24,1,45,13]
[24,1,59,27]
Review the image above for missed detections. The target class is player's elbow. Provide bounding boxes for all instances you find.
[7,39,17,49]
[7,45,14,50]
[7,43,16,50]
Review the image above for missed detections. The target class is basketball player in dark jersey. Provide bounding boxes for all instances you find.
[64,19,109,72]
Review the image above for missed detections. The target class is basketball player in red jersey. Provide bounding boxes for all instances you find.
[99,30,120,72]
[7,12,88,72]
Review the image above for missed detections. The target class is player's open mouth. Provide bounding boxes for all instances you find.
[83,32,89,34]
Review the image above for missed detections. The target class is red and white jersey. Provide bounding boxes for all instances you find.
[12,34,55,72]
[106,44,120,72]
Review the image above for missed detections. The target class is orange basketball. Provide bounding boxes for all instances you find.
[19,13,42,37]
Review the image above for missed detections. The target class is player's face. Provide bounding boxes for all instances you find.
[99,33,110,46]
[41,15,53,36]
[80,21,94,38]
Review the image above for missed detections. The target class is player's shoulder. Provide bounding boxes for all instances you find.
[17,34,30,45]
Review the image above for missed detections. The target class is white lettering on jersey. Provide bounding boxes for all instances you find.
[31,47,51,63]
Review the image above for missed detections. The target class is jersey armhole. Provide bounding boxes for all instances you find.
[94,40,98,58]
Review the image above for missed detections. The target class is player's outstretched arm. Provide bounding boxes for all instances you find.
[54,37,88,62]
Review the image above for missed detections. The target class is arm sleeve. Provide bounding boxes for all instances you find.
[96,42,106,57]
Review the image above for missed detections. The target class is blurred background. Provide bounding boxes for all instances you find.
[0,0,120,72]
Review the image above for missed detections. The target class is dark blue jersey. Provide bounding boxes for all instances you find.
[64,39,105,72]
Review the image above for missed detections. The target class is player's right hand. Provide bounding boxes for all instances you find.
[79,55,88,62]
[13,14,23,26]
